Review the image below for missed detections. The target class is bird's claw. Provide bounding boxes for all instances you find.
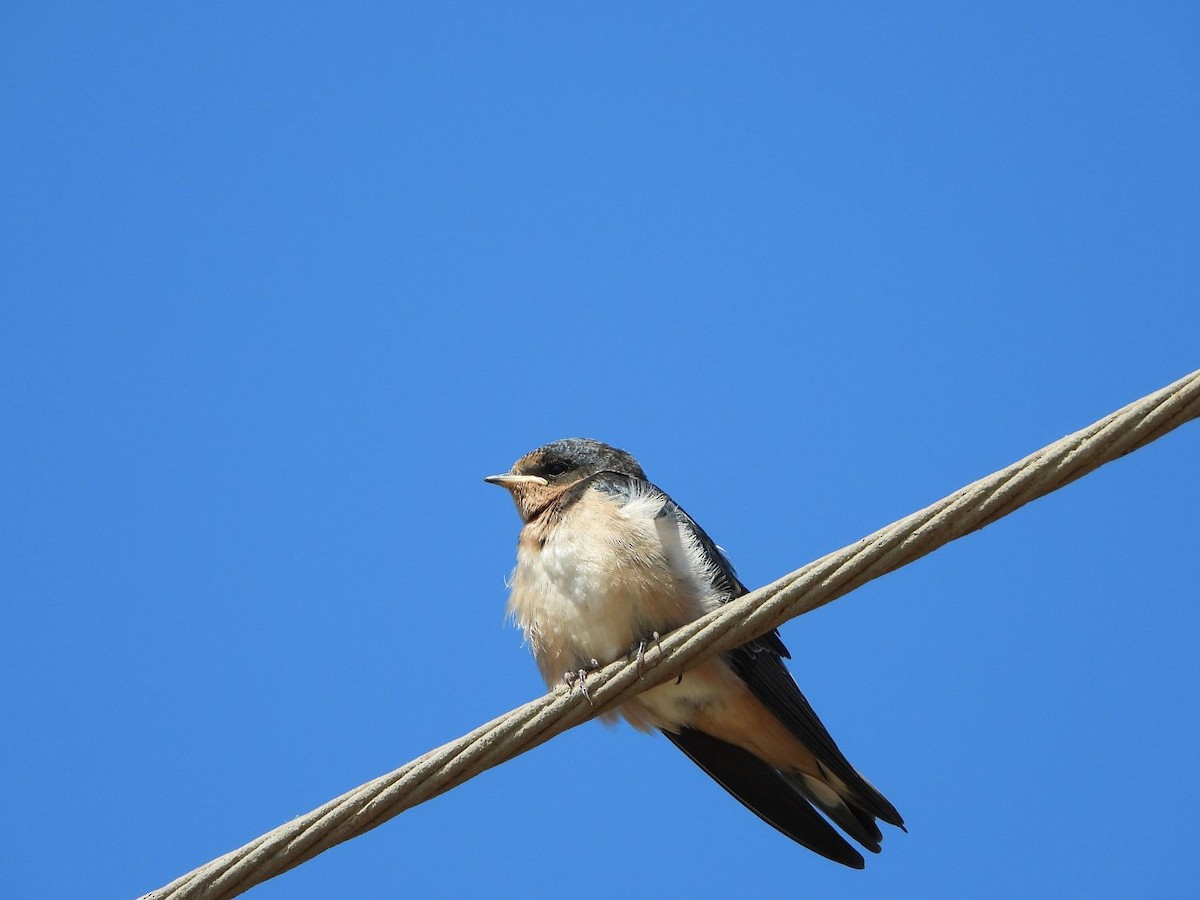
[563,659,601,705]
[631,631,662,679]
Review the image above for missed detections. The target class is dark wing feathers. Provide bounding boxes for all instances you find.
[650,475,905,830]
[729,649,904,828]
[587,470,904,850]
[663,728,865,869]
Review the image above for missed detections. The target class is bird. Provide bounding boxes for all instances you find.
[485,438,904,867]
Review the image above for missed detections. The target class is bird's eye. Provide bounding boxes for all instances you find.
[545,460,569,478]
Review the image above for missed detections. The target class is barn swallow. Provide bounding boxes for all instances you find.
[485,438,904,867]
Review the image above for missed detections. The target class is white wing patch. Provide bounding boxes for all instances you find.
[651,502,727,616]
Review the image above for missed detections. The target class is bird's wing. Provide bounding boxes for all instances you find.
[728,647,904,828]
[583,470,902,836]
[637,474,905,830]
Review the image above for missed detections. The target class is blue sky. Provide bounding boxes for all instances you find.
[3,3,1198,898]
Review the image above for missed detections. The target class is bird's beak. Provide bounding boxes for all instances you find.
[484,473,549,488]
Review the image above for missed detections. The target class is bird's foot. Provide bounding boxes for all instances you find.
[629,631,662,679]
[562,658,601,705]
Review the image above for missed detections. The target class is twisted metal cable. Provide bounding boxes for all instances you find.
[143,369,1200,900]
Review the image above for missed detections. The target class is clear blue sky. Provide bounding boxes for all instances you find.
[3,4,1198,898]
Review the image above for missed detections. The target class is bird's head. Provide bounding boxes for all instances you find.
[485,438,645,522]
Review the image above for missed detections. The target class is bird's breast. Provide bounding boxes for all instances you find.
[507,489,698,685]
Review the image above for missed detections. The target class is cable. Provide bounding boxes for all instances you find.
[142,369,1200,900]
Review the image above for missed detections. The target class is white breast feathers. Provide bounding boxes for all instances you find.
[506,483,726,689]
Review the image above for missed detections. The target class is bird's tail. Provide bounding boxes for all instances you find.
[787,767,888,854]
[663,727,869,868]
